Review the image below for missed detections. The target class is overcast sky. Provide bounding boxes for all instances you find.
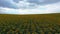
[0,0,60,14]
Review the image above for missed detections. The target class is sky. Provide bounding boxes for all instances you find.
[0,0,60,14]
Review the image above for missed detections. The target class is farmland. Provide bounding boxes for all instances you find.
[0,14,60,34]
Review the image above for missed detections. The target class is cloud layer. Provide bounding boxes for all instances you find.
[0,0,60,14]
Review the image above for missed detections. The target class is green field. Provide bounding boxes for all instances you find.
[0,14,60,34]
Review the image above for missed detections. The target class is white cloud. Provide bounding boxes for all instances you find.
[0,2,60,14]
[44,2,60,12]
[15,0,38,9]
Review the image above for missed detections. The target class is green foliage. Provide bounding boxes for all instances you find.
[0,14,60,34]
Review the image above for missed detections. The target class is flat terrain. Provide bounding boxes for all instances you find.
[0,14,60,34]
